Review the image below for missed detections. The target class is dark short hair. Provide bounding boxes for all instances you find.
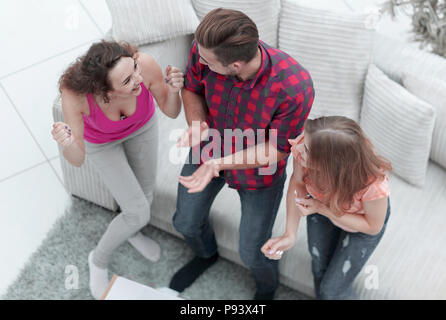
[59,40,138,103]
[194,8,259,66]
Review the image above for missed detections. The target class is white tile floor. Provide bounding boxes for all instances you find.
[0,0,111,297]
[0,0,413,297]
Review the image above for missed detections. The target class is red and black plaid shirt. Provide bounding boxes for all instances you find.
[184,40,315,190]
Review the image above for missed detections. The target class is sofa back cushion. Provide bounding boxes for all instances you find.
[372,34,446,85]
[191,0,280,48]
[279,1,377,122]
[372,34,446,167]
[360,64,436,187]
[138,35,194,74]
[106,0,199,45]
[403,74,446,170]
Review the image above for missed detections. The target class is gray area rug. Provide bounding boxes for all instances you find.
[2,196,311,300]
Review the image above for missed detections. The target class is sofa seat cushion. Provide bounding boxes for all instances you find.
[354,162,446,299]
[149,109,446,299]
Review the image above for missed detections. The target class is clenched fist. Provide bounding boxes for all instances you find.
[52,122,74,147]
[164,65,184,93]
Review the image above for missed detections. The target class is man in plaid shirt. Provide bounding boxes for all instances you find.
[169,8,314,300]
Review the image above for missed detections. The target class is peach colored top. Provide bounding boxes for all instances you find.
[289,132,390,232]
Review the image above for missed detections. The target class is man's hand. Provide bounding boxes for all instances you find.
[179,160,221,193]
[176,121,209,148]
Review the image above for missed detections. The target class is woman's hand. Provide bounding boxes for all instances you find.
[165,65,184,93]
[51,122,74,147]
[261,233,296,260]
[178,159,221,193]
[295,196,325,217]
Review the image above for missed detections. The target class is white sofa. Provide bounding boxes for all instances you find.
[52,1,446,299]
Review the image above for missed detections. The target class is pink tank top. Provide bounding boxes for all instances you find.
[83,82,155,144]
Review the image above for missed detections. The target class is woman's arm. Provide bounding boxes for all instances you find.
[138,53,182,119]
[285,158,308,239]
[54,89,86,167]
[261,157,307,259]
[317,196,389,235]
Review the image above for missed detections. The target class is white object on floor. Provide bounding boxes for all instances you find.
[88,250,109,300]
[157,287,180,297]
[127,232,161,262]
[102,275,183,300]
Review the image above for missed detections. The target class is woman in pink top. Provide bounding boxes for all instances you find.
[51,41,184,299]
[261,116,392,300]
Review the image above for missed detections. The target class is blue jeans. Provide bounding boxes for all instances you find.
[172,151,287,294]
[306,197,391,299]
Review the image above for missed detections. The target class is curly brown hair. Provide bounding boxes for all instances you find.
[58,40,138,103]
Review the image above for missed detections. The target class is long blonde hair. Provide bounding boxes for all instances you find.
[304,116,392,216]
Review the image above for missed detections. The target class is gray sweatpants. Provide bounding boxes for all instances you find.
[84,111,159,269]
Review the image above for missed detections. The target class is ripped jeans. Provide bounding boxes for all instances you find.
[306,197,391,300]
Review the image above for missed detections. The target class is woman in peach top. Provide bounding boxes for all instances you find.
[261,116,392,300]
